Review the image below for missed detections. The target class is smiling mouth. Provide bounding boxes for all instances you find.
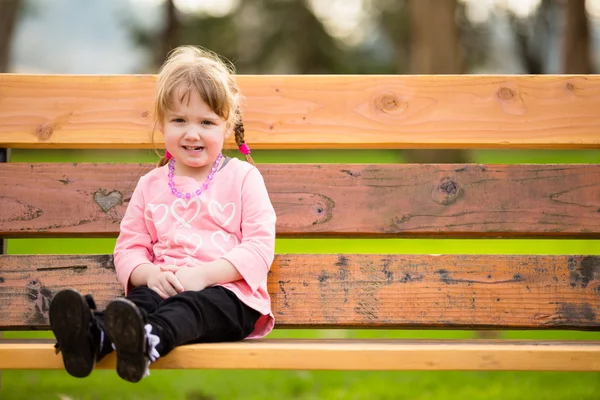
[183,146,204,151]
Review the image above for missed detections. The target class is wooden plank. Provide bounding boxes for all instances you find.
[1,163,599,238]
[1,339,599,371]
[1,254,599,330]
[1,75,600,149]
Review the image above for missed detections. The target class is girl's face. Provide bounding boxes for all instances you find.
[162,88,231,179]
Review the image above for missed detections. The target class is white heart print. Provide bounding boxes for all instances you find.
[145,203,168,225]
[208,200,235,228]
[175,234,203,255]
[170,197,201,228]
[211,231,238,254]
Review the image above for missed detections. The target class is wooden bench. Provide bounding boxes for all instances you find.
[0,74,599,372]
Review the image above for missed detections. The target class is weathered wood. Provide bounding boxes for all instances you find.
[1,75,600,149]
[1,254,599,330]
[1,163,599,238]
[1,339,599,371]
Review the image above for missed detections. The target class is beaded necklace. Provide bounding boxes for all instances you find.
[167,153,223,199]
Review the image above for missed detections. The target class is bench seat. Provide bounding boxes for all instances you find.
[2,339,599,371]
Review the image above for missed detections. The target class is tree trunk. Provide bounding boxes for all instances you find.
[408,0,462,74]
[562,0,592,74]
[0,0,22,72]
[155,0,179,67]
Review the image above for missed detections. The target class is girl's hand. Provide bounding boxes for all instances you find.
[147,266,185,299]
[160,265,182,274]
[175,267,209,292]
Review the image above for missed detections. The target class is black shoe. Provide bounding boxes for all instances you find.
[105,298,158,383]
[49,289,100,378]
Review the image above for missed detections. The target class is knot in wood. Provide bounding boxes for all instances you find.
[565,82,575,91]
[375,93,402,113]
[431,177,461,205]
[497,87,515,101]
[35,124,54,141]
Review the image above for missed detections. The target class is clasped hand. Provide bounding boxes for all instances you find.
[147,264,207,299]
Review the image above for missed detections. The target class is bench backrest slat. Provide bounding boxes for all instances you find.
[1,75,600,149]
[1,254,598,330]
[1,163,599,238]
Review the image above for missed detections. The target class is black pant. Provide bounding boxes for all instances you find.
[125,286,261,356]
[96,286,261,358]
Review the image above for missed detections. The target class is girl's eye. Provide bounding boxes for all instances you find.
[201,120,214,125]
[172,118,185,123]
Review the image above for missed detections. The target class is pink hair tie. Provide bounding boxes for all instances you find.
[238,143,251,155]
[165,150,173,160]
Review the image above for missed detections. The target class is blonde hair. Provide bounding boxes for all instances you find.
[152,46,254,167]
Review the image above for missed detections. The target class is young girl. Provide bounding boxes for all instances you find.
[49,45,276,383]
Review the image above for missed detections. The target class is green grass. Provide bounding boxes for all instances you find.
[4,369,600,400]
[2,148,599,399]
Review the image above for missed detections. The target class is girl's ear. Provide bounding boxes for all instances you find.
[225,123,234,138]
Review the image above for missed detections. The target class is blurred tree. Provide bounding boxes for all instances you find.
[0,0,23,72]
[563,0,592,73]
[127,0,399,74]
[408,0,462,74]
[128,0,180,70]
[128,0,349,73]
[509,0,556,74]
[231,0,344,73]
[498,0,592,74]
[376,0,410,73]
[162,0,180,66]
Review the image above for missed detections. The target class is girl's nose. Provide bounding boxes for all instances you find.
[184,126,201,140]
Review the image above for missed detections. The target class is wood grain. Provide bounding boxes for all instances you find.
[1,163,599,238]
[1,75,600,149]
[1,339,599,371]
[1,254,598,330]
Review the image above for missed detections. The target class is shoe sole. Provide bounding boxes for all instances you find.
[49,289,95,378]
[104,298,147,383]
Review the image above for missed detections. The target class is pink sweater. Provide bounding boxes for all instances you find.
[113,157,276,338]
